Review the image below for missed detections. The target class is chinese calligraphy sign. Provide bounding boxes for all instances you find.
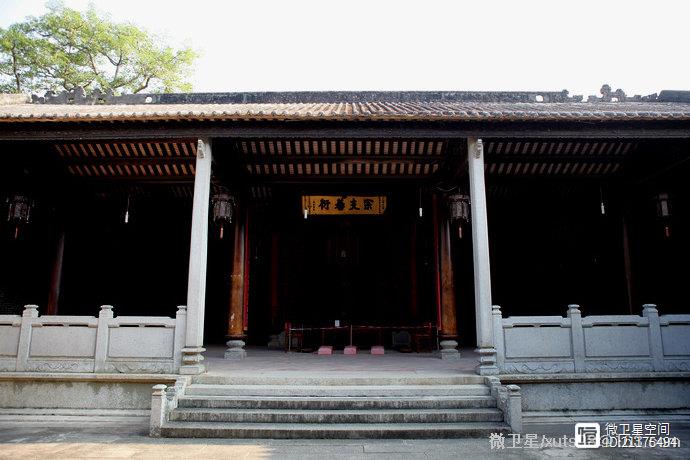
[302,195,387,215]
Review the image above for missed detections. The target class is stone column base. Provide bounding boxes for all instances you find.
[225,339,247,359]
[439,340,460,360]
[179,347,206,375]
[476,347,499,375]
[267,333,283,350]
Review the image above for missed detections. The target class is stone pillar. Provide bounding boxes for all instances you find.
[439,216,459,359]
[149,384,167,437]
[225,210,247,359]
[180,138,212,375]
[468,138,498,375]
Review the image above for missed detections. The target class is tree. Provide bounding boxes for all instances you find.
[0,2,197,94]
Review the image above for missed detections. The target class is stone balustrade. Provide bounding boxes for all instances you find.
[0,305,187,374]
[492,304,690,374]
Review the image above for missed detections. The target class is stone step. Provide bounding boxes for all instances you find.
[169,407,504,424]
[177,395,498,410]
[193,374,485,386]
[160,421,511,439]
[184,384,490,397]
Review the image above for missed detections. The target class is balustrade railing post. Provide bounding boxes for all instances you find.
[642,304,664,371]
[94,305,113,373]
[567,304,585,373]
[492,305,505,371]
[15,305,38,372]
[173,306,187,373]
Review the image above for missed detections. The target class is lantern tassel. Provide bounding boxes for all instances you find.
[124,196,130,224]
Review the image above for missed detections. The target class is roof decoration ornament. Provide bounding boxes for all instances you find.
[588,84,658,102]
[31,87,118,105]
[26,85,661,106]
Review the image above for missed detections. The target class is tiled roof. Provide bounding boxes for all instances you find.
[1,101,689,123]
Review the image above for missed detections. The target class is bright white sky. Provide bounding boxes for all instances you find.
[0,0,688,97]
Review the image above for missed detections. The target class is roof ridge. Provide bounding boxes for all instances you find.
[24,85,684,106]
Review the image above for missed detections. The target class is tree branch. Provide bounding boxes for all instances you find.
[133,75,152,93]
[10,44,22,92]
[112,50,123,81]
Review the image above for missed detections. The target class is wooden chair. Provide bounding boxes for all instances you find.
[412,323,435,353]
[391,330,412,352]
[284,321,304,352]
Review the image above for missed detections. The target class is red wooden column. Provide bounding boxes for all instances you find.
[409,222,418,320]
[433,194,460,359]
[46,229,65,315]
[225,207,248,358]
[270,231,280,328]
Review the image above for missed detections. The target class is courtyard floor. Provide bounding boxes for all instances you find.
[0,418,688,459]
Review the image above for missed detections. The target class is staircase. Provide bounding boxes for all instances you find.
[158,374,512,438]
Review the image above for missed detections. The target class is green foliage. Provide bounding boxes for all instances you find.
[0,2,197,94]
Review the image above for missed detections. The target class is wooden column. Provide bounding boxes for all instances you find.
[46,229,65,315]
[439,218,458,338]
[409,222,418,320]
[433,195,459,358]
[180,138,212,375]
[622,216,634,314]
[468,137,498,375]
[227,214,246,336]
[270,231,280,328]
[225,208,247,358]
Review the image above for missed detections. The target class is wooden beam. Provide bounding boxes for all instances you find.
[238,155,443,164]
[244,174,437,182]
[486,154,627,163]
[62,157,194,166]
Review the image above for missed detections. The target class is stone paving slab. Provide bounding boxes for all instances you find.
[1,419,689,459]
[203,346,479,376]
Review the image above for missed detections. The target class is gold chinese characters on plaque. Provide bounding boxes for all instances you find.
[302,195,387,215]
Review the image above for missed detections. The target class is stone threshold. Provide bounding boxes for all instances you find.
[500,371,690,383]
[0,408,150,426]
[0,372,183,384]
[525,409,690,423]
